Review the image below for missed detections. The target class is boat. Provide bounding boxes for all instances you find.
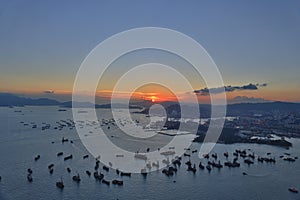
[185,160,192,167]
[57,152,63,157]
[83,155,89,159]
[67,167,71,173]
[112,179,123,186]
[183,153,191,157]
[172,159,181,166]
[103,166,109,172]
[120,172,131,177]
[242,172,248,175]
[224,152,229,158]
[72,174,81,182]
[27,174,33,182]
[102,179,110,186]
[187,164,196,173]
[244,159,254,165]
[27,168,33,174]
[64,155,73,161]
[56,179,64,189]
[284,157,296,162]
[94,171,104,180]
[48,163,54,169]
[288,187,298,193]
[206,165,212,172]
[160,151,175,156]
[203,154,209,159]
[134,153,147,161]
[49,168,54,174]
[212,153,218,160]
[141,169,147,177]
[86,170,91,176]
[62,137,69,143]
[199,162,205,170]
[34,155,40,161]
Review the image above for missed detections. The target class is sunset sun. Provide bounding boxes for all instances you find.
[151,96,156,102]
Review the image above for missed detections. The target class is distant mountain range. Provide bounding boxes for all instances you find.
[1,93,300,117]
[0,93,60,106]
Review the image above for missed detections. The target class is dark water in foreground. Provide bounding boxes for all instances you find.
[0,106,299,200]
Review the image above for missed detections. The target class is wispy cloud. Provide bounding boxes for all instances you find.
[194,83,267,96]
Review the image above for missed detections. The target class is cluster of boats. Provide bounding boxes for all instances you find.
[14,118,299,195]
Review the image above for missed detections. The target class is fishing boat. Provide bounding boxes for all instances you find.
[288,187,298,193]
[72,174,81,182]
[56,178,64,189]
[27,174,33,182]
[134,153,147,161]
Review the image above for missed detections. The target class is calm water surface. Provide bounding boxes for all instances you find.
[0,106,299,200]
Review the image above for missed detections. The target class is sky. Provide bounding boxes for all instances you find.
[0,0,300,103]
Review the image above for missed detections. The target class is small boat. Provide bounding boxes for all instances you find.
[185,160,192,167]
[94,171,104,180]
[27,168,33,174]
[34,155,40,161]
[83,155,89,159]
[206,165,212,172]
[27,174,33,182]
[49,168,54,174]
[64,155,73,161]
[120,172,131,177]
[203,154,209,159]
[183,153,191,157]
[199,162,205,170]
[134,153,147,161]
[116,154,124,158]
[67,167,71,173]
[86,170,91,176]
[141,169,147,177]
[284,157,296,162]
[48,164,54,169]
[242,172,248,175]
[57,152,63,157]
[160,151,175,156]
[244,159,254,165]
[212,153,218,160]
[62,137,69,143]
[102,179,110,186]
[56,179,64,189]
[288,187,298,193]
[72,174,81,182]
[112,179,123,186]
[103,166,109,172]
[224,152,229,158]
[172,159,181,167]
[187,164,197,173]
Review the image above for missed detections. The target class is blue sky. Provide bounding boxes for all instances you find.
[0,0,300,102]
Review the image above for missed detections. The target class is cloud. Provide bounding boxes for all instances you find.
[44,90,54,94]
[194,83,266,96]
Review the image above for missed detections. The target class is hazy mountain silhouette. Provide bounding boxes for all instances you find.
[1,93,300,117]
